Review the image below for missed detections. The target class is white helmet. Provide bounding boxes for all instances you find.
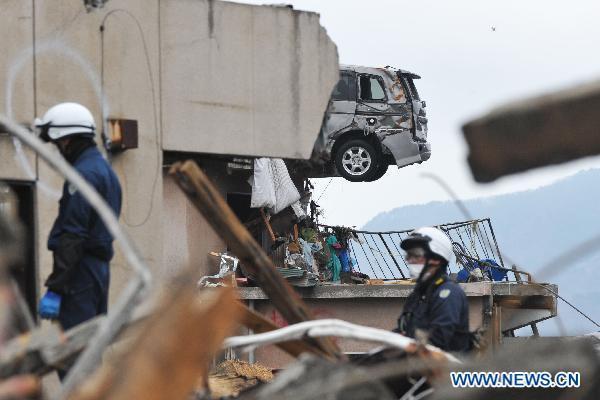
[400,227,454,265]
[34,102,95,142]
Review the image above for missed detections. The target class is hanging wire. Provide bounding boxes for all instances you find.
[529,282,600,329]
[100,9,161,228]
[316,177,334,203]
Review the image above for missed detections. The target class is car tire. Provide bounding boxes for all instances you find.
[334,139,380,182]
[365,161,389,182]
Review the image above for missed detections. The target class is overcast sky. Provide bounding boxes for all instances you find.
[240,0,600,227]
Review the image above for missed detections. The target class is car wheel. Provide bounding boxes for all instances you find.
[365,161,389,182]
[334,139,380,182]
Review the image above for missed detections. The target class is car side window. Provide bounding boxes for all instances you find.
[332,72,356,101]
[359,75,386,101]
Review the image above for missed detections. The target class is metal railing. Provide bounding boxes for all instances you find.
[321,218,518,281]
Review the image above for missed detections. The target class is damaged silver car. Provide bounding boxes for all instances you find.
[313,65,430,182]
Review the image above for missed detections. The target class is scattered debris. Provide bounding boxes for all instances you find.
[214,360,273,382]
[208,360,273,398]
[198,252,240,288]
[170,160,343,360]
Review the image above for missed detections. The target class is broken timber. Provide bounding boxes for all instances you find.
[462,79,600,182]
[169,160,343,360]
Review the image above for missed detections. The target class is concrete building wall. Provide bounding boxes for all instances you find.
[162,158,261,282]
[0,0,36,181]
[0,0,338,305]
[250,296,485,369]
[160,0,339,159]
[161,173,219,283]
[237,282,558,369]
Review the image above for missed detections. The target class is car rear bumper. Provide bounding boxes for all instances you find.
[380,130,431,168]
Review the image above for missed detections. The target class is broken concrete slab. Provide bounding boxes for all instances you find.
[161,0,339,160]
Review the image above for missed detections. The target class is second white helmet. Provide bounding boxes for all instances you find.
[400,227,454,265]
[34,102,95,142]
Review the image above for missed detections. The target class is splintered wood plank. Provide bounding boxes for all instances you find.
[69,284,240,400]
[169,160,343,360]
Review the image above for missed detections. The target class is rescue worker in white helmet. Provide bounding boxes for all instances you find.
[34,103,122,354]
[395,227,470,352]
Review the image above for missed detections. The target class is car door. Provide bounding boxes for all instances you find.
[358,73,422,168]
[355,74,389,129]
[322,70,357,139]
[400,73,428,141]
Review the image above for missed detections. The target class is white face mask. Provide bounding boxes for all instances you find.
[408,263,425,280]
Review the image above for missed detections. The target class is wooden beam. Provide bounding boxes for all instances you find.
[260,209,276,242]
[169,160,343,360]
[0,375,40,399]
[462,80,600,182]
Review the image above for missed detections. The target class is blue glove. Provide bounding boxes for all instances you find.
[38,291,62,320]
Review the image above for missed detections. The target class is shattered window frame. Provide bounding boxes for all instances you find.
[407,78,420,101]
[358,74,388,103]
[400,75,420,101]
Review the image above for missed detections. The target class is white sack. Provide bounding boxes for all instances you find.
[271,158,300,214]
[250,158,276,209]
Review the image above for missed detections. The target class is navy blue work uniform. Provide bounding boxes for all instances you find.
[45,142,121,330]
[397,276,470,352]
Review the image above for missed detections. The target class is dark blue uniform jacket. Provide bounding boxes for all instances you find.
[397,276,470,352]
[46,145,121,329]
